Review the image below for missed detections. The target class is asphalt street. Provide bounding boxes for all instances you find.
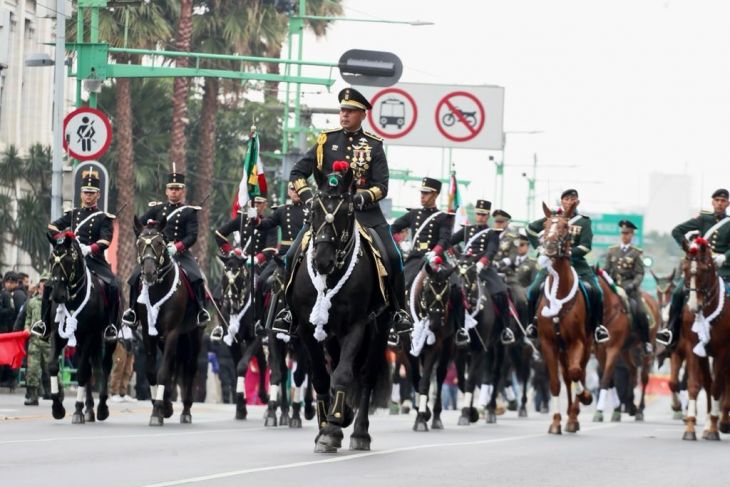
[0,390,727,487]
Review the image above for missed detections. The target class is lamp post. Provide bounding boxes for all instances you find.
[51,0,65,220]
[496,130,543,210]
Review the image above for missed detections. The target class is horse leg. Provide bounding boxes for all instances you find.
[636,352,651,422]
[298,329,335,452]
[265,335,285,427]
[96,340,115,421]
[561,357,579,433]
[700,357,717,440]
[48,332,66,420]
[682,351,702,440]
[414,347,438,432]
[150,333,177,426]
[486,343,505,425]
[235,340,259,421]
[458,348,483,425]
[180,331,201,424]
[73,339,94,424]
[254,341,269,404]
[594,342,620,422]
[540,337,562,435]
[349,385,373,451]
[431,343,450,430]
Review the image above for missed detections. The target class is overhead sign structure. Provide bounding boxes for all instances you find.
[338,49,403,87]
[357,83,504,150]
[588,213,645,252]
[63,107,112,161]
[72,161,110,212]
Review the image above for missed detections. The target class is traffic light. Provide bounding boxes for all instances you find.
[338,49,403,87]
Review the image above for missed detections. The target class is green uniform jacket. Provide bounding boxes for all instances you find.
[526,213,594,278]
[672,211,730,278]
[23,295,42,333]
[604,245,644,294]
[494,229,520,277]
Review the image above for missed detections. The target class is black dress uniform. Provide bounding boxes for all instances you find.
[659,188,730,346]
[288,87,411,333]
[390,177,452,286]
[123,170,209,325]
[46,172,120,331]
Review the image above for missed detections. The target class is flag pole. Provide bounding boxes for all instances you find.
[247,125,258,333]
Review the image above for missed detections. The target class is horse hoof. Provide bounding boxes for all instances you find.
[507,399,518,411]
[431,417,444,430]
[163,402,174,419]
[304,402,315,420]
[314,443,338,453]
[316,433,342,449]
[84,409,96,423]
[52,401,65,420]
[635,411,644,422]
[97,403,109,422]
[149,415,164,427]
[673,411,684,421]
[457,414,471,426]
[593,411,604,422]
[548,424,562,435]
[279,414,290,427]
[565,421,580,433]
[720,422,730,434]
[72,412,85,424]
[180,413,192,424]
[485,411,497,424]
[235,407,248,420]
[682,431,697,441]
[289,417,302,429]
[611,411,622,422]
[518,406,528,418]
[265,412,278,427]
[401,405,411,415]
[578,391,593,406]
[413,419,429,432]
[349,436,371,451]
[704,431,720,441]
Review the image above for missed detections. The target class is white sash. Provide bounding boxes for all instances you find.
[73,211,105,235]
[465,227,491,250]
[704,216,730,240]
[410,210,444,249]
[166,205,193,221]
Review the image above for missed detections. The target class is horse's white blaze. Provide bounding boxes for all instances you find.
[464,392,473,408]
[418,394,428,412]
[236,377,245,394]
[269,384,280,403]
[51,376,59,395]
[573,381,584,396]
[547,219,558,238]
[76,386,85,403]
[596,389,607,412]
[550,395,560,415]
[688,261,698,312]
[390,384,400,403]
[687,399,697,419]
[156,385,165,402]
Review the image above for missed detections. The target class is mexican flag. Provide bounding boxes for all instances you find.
[0,331,29,369]
[231,131,268,219]
[448,170,469,231]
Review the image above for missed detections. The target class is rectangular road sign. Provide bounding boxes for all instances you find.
[588,213,644,252]
[356,82,505,150]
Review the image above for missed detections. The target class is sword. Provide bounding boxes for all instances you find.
[204,284,230,342]
[507,295,541,360]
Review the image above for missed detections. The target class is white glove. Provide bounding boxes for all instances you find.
[167,243,178,256]
[714,254,727,267]
[476,261,485,274]
[501,257,511,267]
[79,243,91,257]
[425,250,436,263]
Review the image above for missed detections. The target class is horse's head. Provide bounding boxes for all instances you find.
[420,259,455,331]
[217,249,252,311]
[651,268,676,323]
[134,216,171,286]
[540,201,573,260]
[456,254,479,302]
[47,230,84,303]
[310,161,355,275]
[682,236,717,313]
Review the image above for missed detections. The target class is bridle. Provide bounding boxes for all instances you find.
[418,272,451,320]
[49,243,87,301]
[311,191,357,270]
[542,216,572,259]
[222,257,251,311]
[457,257,482,310]
[136,231,174,284]
[684,247,719,311]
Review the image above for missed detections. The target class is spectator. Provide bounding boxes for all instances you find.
[441,360,459,410]
[17,272,30,292]
[23,274,50,406]
[109,327,136,402]
[0,272,27,387]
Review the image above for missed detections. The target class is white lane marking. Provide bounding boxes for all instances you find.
[0,426,271,445]
[144,424,619,487]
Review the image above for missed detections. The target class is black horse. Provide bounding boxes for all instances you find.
[46,231,116,423]
[212,251,268,420]
[290,165,391,453]
[408,260,455,431]
[133,218,202,426]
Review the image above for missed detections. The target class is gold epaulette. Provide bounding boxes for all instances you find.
[363,130,383,142]
[105,213,116,219]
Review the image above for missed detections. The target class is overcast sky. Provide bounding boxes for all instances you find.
[290,0,730,224]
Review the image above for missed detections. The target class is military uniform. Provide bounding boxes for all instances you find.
[287,87,410,333]
[604,220,650,348]
[390,177,452,286]
[659,188,730,346]
[514,253,538,288]
[23,290,49,405]
[123,169,209,325]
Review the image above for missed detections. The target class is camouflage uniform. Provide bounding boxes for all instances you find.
[24,294,49,405]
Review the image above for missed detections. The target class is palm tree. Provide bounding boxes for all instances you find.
[168,0,194,174]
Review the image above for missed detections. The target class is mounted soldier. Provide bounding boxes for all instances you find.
[514,229,538,288]
[657,188,730,347]
[603,219,652,354]
[122,166,210,327]
[491,209,529,325]
[214,193,278,331]
[45,168,120,339]
[524,189,609,343]
[286,87,412,336]
[449,199,515,345]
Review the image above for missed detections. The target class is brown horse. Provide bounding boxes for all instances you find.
[679,236,729,441]
[536,202,593,434]
[592,269,631,423]
[633,291,660,421]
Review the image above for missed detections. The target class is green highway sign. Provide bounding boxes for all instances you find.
[588,212,644,252]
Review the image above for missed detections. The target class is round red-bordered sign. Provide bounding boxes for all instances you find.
[63,107,113,161]
[366,87,418,139]
[434,91,485,142]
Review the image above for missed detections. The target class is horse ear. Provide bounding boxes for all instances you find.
[670,268,676,281]
[541,202,551,218]
[133,215,143,237]
[650,269,658,282]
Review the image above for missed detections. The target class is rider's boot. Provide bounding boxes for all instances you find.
[122,284,138,327]
[390,272,413,335]
[494,292,516,345]
[657,289,684,348]
[525,283,540,340]
[589,281,610,344]
[272,308,294,335]
[633,297,653,355]
[194,280,211,326]
[103,285,120,341]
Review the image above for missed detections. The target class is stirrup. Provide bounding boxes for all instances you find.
[210,325,225,342]
[656,329,673,347]
[387,331,400,347]
[500,328,516,345]
[103,325,118,342]
[197,309,211,326]
[271,309,292,334]
[594,325,610,344]
[393,309,414,334]
[30,320,46,337]
[254,320,266,337]
[122,309,136,326]
[525,323,538,340]
[455,328,470,347]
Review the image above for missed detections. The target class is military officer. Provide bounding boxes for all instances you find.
[288,87,412,335]
[657,188,730,347]
[450,200,515,345]
[525,189,609,343]
[604,220,652,354]
[122,168,210,326]
[391,177,453,286]
[46,169,120,338]
[492,210,520,279]
[514,230,538,288]
[23,273,49,406]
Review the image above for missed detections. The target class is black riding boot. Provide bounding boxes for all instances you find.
[451,286,469,347]
[525,282,542,339]
[33,286,53,338]
[657,289,684,347]
[589,281,609,343]
[389,268,413,335]
[104,284,120,341]
[631,296,652,354]
[493,292,516,345]
[194,281,211,326]
[122,282,139,326]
